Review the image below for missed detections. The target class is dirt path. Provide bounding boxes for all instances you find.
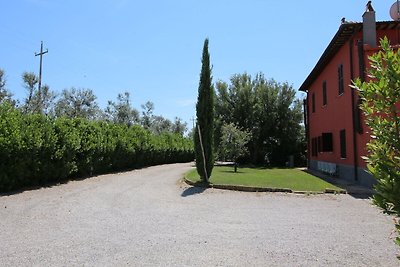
[0,163,398,266]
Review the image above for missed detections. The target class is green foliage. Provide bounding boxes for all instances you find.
[141,101,155,129]
[105,92,139,125]
[219,123,251,172]
[352,37,400,248]
[150,115,173,135]
[215,73,305,166]
[194,38,214,182]
[171,117,187,135]
[55,87,101,120]
[0,103,194,192]
[20,72,55,115]
[139,101,187,135]
[21,72,38,113]
[0,69,14,106]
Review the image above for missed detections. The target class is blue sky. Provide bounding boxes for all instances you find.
[1,0,396,128]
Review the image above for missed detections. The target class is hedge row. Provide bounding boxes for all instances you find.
[0,104,194,192]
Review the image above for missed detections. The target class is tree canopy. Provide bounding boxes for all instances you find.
[215,73,305,166]
[219,122,251,172]
[0,68,188,138]
[55,87,100,120]
[0,69,14,105]
[105,92,139,125]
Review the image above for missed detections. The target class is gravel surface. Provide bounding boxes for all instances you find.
[0,163,399,266]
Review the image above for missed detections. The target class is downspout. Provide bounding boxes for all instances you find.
[303,98,310,168]
[358,40,366,82]
[350,38,359,181]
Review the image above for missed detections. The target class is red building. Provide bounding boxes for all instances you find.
[300,7,400,187]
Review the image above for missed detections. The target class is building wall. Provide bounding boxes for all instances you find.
[355,28,400,168]
[352,31,369,170]
[306,27,400,186]
[307,41,355,167]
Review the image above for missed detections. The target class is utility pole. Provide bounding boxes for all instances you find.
[190,116,195,130]
[35,41,48,103]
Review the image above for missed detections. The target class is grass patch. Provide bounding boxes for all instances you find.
[185,166,343,193]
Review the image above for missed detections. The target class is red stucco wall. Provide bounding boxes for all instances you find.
[307,27,400,170]
[308,40,355,166]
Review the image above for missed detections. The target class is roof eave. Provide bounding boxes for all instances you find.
[299,23,361,92]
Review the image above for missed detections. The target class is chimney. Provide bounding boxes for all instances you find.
[362,9,377,47]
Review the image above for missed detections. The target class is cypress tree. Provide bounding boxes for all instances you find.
[194,38,214,182]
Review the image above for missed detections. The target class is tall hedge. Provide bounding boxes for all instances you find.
[0,103,194,192]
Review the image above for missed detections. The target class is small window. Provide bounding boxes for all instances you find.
[312,138,318,157]
[312,93,316,113]
[338,64,344,95]
[340,129,347,158]
[317,136,322,153]
[322,81,327,106]
[322,132,333,152]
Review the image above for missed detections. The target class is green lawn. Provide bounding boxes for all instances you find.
[185,166,343,193]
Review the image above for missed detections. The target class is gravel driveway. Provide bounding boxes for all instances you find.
[0,163,399,266]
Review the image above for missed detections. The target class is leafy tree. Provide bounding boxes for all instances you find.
[22,72,38,113]
[150,115,172,135]
[21,72,55,114]
[140,101,154,129]
[171,117,187,135]
[55,87,100,119]
[30,84,56,115]
[0,69,5,91]
[105,91,139,125]
[215,73,304,166]
[219,122,251,172]
[0,69,14,105]
[194,38,214,182]
[139,101,187,135]
[353,37,400,249]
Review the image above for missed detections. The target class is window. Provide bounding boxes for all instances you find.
[311,138,318,157]
[338,64,344,95]
[340,129,347,158]
[312,133,333,156]
[321,132,333,152]
[312,93,316,113]
[322,81,327,106]
[317,136,322,153]
[355,98,364,134]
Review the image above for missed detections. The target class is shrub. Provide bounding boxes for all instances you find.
[353,37,400,249]
[0,104,194,192]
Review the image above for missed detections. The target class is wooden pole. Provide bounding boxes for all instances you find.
[35,41,48,109]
